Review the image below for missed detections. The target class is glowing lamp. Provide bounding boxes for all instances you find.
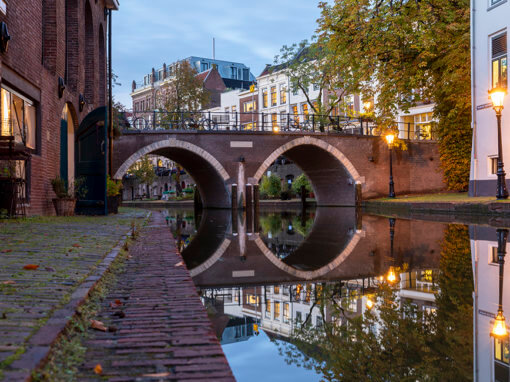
[366,298,374,310]
[490,87,507,114]
[385,133,395,146]
[273,125,279,133]
[363,101,372,111]
[386,266,397,283]
[492,311,508,338]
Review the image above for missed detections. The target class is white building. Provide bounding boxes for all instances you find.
[469,0,509,196]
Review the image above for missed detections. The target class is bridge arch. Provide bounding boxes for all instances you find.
[252,137,363,206]
[114,138,231,208]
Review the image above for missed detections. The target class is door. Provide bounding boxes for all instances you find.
[75,107,107,215]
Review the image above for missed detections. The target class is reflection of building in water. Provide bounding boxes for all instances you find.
[200,271,439,342]
[471,227,510,382]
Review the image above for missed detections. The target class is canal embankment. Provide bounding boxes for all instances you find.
[122,198,317,210]
[363,192,510,226]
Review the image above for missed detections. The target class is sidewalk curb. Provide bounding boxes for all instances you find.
[1,212,151,382]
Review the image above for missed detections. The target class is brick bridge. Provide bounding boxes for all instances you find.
[113,131,444,208]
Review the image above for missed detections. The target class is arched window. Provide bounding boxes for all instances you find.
[65,0,79,90]
[42,0,57,72]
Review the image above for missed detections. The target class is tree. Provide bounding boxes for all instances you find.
[274,40,354,132]
[158,61,210,115]
[130,155,156,198]
[318,0,472,190]
[112,99,129,138]
[291,174,313,196]
[260,174,282,199]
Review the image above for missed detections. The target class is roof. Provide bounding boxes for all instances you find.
[105,0,119,10]
[195,68,213,83]
[258,46,312,77]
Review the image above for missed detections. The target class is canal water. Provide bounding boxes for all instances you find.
[164,207,506,382]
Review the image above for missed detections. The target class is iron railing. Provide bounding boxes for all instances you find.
[120,110,437,140]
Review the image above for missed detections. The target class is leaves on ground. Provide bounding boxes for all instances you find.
[174,261,184,267]
[1,280,15,285]
[90,319,108,332]
[93,364,103,374]
[23,264,39,270]
[142,372,172,377]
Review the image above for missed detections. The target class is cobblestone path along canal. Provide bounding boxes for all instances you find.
[77,212,234,381]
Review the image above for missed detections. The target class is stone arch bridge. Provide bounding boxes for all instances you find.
[113,130,444,208]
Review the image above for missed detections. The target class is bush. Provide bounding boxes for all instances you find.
[107,176,122,197]
[280,191,291,200]
[291,174,312,196]
[260,174,282,199]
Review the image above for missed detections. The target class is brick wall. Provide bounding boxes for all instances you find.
[1,0,108,215]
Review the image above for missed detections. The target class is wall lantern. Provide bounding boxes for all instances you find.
[79,94,86,112]
[0,22,10,53]
[58,77,65,98]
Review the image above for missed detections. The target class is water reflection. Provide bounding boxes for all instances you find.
[163,206,510,381]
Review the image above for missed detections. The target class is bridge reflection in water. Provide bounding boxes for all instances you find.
[164,206,510,381]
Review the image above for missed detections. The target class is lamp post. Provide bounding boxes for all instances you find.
[489,87,508,200]
[492,229,509,338]
[386,218,398,284]
[385,133,396,198]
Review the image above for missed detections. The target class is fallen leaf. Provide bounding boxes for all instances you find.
[1,281,15,285]
[142,372,172,377]
[1,249,12,253]
[72,243,81,248]
[23,264,39,270]
[90,319,108,332]
[94,364,102,374]
[174,261,184,267]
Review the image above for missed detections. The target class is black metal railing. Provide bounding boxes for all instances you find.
[120,110,437,140]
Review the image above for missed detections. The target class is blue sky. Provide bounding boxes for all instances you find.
[112,0,323,107]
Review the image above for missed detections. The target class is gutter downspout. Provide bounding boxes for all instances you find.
[470,0,478,197]
[108,8,113,178]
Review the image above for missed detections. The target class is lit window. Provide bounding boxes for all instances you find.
[271,86,277,106]
[274,301,280,320]
[283,303,290,323]
[274,286,280,294]
[302,104,309,121]
[271,113,278,129]
[491,246,499,263]
[1,87,37,150]
[413,112,434,140]
[262,89,268,108]
[492,33,507,89]
[243,122,256,130]
[280,86,287,104]
[243,101,256,112]
[495,337,510,365]
[265,298,271,318]
[232,105,237,113]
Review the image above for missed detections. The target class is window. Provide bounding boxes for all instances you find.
[490,157,499,175]
[274,286,280,294]
[265,298,271,318]
[1,86,37,150]
[243,122,256,130]
[296,311,302,323]
[271,113,278,130]
[243,100,256,112]
[283,303,290,323]
[280,111,287,127]
[280,86,287,104]
[492,33,507,89]
[302,103,309,121]
[316,316,323,327]
[158,70,163,81]
[232,105,237,113]
[492,246,500,263]
[201,62,209,72]
[292,87,298,96]
[495,337,510,364]
[247,294,259,305]
[313,83,319,91]
[271,86,277,106]
[344,95,354,115]
[262,89,268,108]
[491,0,505,6]
[231,67,238,79]
[414,112,434,140]
[274,301,280,320]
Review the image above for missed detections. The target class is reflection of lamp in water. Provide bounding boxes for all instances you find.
[386,218,399,284]
[492,229,509,338]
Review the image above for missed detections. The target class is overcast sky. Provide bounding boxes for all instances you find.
[112,0,323,107]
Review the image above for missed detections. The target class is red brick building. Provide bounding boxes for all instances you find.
[0,0,119,215]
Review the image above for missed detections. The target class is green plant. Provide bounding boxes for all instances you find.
[107,176,122,197]
[291,174,312,196]
[51,177,88,199]
[260,174,282,199]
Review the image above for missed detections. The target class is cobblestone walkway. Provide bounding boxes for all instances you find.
[0,208,146,375]
[78,212,234,381]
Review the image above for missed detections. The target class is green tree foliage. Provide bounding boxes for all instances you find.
[129,156,156,196]
[259,213,283,236]
[318,0,472,190]
[278,224,473,381]
[291,174,313,196]
[158,61,210,114]
[260,174,282,198]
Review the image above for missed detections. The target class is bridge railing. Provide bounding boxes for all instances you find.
[120,110,437,140]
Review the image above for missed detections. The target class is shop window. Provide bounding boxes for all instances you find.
[271,86,277,106]
[492,33,507,89]
[1,86,37,150]
[495,337,510,364]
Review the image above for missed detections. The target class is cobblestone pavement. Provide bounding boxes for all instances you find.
[0,208,146,373]
[77,212,234,381]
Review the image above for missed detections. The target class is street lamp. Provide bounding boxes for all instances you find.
[386,218,398,284]
[366,297,374,309]
[493,229,509,338]
[385,133,396,198]
[489,87,509,199]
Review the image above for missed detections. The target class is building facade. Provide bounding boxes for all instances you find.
[0,0,118,215]
[469,0,509,196]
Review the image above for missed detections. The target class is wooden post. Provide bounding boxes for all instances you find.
[253,184,260,233]
[245,184,253,233]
